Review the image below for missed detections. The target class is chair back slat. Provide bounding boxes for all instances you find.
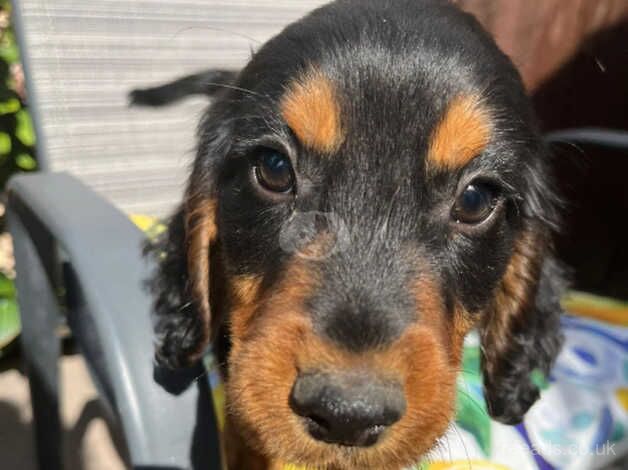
[14,0,327,216]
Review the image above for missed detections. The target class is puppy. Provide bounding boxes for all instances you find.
[137,1,564,468]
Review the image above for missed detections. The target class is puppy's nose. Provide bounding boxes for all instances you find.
[290,372,405,447]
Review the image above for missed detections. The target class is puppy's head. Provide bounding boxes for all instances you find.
[151,1,564,468]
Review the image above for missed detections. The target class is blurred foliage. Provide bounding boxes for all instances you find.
[0,271,18,355]
[1,0,34,356]
[1,0,37,189]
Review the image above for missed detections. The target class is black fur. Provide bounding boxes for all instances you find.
[145,208,202,368]
[482,253,566,424]
[129,69,237,106]
[138,0,565,432]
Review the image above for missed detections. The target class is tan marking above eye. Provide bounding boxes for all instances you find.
[428,94,493,170]
[280,68,343,153]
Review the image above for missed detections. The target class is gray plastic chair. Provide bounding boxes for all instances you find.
[8,172,221,470]
[6,0,325,469]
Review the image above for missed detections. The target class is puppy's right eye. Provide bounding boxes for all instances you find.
[451,182,498,225]
[254,148,295,193]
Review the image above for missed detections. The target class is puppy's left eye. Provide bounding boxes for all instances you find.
[254,148,295,193]
[452,183,498,225]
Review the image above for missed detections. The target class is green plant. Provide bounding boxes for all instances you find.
[1,0,37,187]
[0,0,36,356]
[0,271,18,355]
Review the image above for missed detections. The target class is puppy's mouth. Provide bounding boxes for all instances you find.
[289,370,406,449]
[226,308,457,469]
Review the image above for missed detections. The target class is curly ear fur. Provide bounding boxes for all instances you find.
[147,108,230,369]
[146,198,217,369]
[146,208,195,369]
[480,229,565,424]
[480,143,566,423]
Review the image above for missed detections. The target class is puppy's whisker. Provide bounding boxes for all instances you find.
[178,301,193,312]
[193,369,209,383]
[171,25,262,45]
[200,81,269,100]
[376,185,402,242]
[547,139,586,157]
[449,422,473,468]
[457,388,489,418]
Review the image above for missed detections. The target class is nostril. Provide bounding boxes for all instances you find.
[381,407,403,427]
[302,414,331,441]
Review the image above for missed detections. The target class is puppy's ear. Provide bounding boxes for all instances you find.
[147,197,217,369]
[480,228,565,424]
[148,112,229,369]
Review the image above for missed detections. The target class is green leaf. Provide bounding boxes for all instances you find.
[0,132,10,155]
[0,297,20,351]
[0,273,16,298]
[0,40,19,65]
[0,98,20,115]
[16,152,36,170]
[15,110,36,146]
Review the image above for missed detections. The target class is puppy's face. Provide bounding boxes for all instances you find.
[152,1,564,469]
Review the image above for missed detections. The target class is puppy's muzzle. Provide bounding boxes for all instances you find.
[290,371,406,447]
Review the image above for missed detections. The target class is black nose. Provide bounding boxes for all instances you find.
[290,372,405,447]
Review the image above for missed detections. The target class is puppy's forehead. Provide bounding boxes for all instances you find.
[230,0,535,181]
[278,65,493,170]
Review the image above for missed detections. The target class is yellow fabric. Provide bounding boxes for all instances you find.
[426,462,511,470]
[561,290,628,327]
[616,388,628,412]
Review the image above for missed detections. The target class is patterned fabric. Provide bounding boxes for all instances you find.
[423,312,627,470]
[205,309,628,470]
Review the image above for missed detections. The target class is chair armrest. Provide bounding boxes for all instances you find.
[544,127,628,149]
[7,172,220,469]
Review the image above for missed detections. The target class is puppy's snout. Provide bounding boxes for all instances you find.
[290,371,405,447]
